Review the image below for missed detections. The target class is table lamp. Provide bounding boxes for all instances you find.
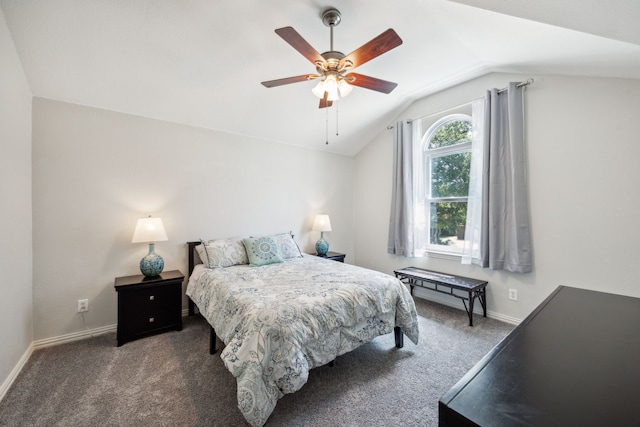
[131,216,168,277]
[313,214,332,256]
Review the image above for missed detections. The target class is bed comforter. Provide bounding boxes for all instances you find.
[186,255,419,427]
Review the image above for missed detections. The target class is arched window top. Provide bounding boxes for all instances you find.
[423,114,472,150]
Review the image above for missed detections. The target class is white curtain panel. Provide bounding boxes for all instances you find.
[462,98,486,265]
[463,82,532,273]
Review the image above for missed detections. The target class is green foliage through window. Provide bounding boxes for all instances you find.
[424,116,472,249]
[428,120,471,149]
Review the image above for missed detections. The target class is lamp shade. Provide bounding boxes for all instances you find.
[312,214,332,232]
[131,217,168,243]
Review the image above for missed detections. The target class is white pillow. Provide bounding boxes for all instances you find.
[269,232,303,259]
[197,238,249,268]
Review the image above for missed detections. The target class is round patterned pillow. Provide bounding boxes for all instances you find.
[242,236,284,266]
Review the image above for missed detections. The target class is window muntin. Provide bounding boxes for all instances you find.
[422,114,472,254]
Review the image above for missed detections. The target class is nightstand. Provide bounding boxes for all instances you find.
[314,251,346,262]
[114,269,184,346]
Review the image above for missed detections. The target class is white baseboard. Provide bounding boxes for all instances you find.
[0,344,33,402]
[32,324,117,350]
[412,288,522,325]
[486,310,521,325]
[33,310,191,350]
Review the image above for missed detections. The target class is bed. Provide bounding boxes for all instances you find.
[185,235,419,427]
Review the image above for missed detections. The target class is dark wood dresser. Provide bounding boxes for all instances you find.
[114,270,184,346]
[439,285,640,426]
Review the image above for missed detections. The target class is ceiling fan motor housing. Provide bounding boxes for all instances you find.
[317,51,346,74]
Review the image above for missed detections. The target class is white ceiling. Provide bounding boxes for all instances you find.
[2,0,640,156]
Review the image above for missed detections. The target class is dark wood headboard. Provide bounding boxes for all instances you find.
[186,241,203,316]
[187,241,203,278]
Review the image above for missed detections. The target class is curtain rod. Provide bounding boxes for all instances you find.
[497,77,534,94]
[386,78,534,130]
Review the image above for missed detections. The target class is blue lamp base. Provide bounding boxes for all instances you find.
[140,242,164,277]
[315,232,329,256]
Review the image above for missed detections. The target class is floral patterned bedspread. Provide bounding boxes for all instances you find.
[186,255,419,427]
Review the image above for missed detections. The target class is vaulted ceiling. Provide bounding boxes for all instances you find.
[2,0,640,155]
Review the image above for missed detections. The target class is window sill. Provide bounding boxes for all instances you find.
[424,250,462,262]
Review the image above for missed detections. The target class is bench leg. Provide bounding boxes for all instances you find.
[480,288,487,317]
[468,291,475,326]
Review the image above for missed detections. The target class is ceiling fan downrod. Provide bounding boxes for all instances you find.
[322,8,341,52]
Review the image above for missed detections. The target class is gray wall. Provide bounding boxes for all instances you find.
[0,8,33,395]
[31,98,355,341]
[354,73,640,323]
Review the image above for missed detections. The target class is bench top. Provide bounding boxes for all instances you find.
[394,266,487,291]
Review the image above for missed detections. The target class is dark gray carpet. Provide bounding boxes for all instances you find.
[0,298,513,426]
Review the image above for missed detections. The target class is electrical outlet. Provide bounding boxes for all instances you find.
[78,299,89,313]
[508,289,518,301]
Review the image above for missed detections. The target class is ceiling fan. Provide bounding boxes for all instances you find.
[261,8,402,109]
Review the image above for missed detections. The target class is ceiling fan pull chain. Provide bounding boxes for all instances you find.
[325,108,329,145]
[336,102,339,136]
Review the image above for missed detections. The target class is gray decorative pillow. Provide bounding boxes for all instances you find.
[197,238,249,268]
[242,236,284,267]
[270,232,303,259]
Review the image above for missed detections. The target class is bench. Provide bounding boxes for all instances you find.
[394,266,487,326]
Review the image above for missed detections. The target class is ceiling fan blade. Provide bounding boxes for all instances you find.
[275,26,325,66]
[340,29,402,69]
[319,91,333,109]
[346,73,398,94]
[261,74,316,88]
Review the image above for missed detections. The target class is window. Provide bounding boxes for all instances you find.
[420,114,472,254]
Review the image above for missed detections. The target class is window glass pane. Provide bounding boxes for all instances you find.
[427,120,472,149]
[430,152,471,198]
[429,201,468,247]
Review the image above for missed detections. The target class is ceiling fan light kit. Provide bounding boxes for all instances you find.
[261,8,402,109]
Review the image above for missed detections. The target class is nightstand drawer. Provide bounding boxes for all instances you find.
[120,287,177,334]
[124,285,175,314]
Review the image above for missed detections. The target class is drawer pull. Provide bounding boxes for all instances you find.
[149,295,155,301]
[149,317,155,323]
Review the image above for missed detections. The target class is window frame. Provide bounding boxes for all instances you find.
[421,114,473,255]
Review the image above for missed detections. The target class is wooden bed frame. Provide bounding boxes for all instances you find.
[186,241,405,356]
